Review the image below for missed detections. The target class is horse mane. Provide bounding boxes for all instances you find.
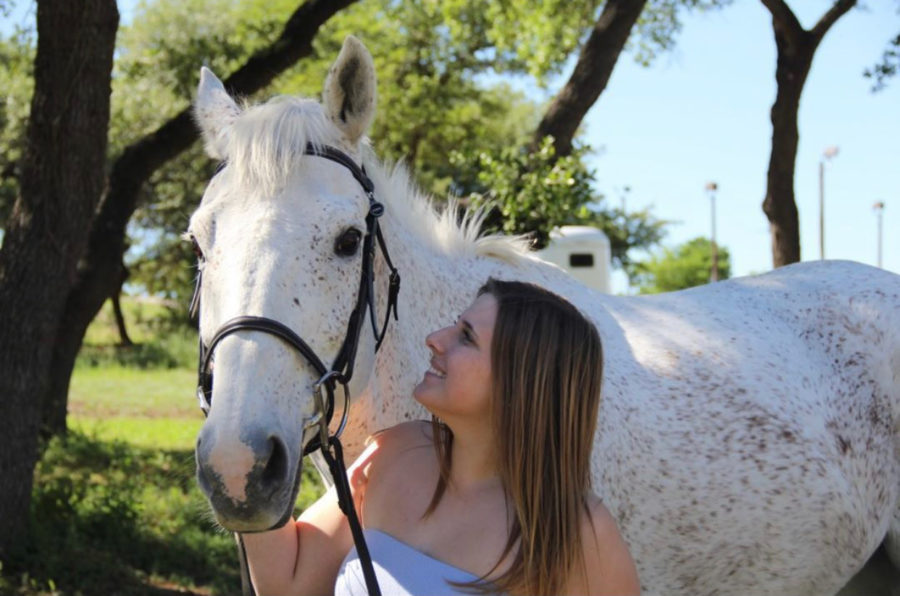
[361,154,531,265]
[224,95,531,266]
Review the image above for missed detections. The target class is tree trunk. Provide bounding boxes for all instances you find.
[0,0,118,556]
[762,30,813,266]
[760,0,856,267]
[39,0,360,438]
[533,0,648,157]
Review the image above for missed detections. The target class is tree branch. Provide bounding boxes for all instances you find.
[810,0,856,41]
[759,0,804,45]
[87,0,360,272]
[533,0,648,157]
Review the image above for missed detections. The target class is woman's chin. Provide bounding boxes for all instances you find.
[412,384,435,410]
[412,384,426,404]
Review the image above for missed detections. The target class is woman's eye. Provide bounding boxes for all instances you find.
[334,228,363,257]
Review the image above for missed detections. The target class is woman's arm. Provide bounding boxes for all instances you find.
[241,441,379,596]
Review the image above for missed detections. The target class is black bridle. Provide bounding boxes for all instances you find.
[192,143,398,596]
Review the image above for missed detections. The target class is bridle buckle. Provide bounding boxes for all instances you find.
[313,371,343,451]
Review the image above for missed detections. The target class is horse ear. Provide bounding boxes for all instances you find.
[323,36,376,147]
[195,67,241,160]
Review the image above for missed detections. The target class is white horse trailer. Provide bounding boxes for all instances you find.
[536,225,611,293]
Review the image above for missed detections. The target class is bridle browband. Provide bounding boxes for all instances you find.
[192,143,397,596]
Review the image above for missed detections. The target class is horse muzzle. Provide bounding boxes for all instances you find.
[195,422,304,532]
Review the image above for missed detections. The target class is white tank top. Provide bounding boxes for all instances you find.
[335,528,501,595]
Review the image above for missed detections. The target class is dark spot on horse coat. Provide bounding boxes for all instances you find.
[836,434,851,454]
[293,297,300,307]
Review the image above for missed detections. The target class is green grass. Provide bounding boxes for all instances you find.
[69,366,198,419]
[70,417,203,451]
[77,298,197,370]
[1,299,326,595]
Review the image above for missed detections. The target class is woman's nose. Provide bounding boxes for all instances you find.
[425,325,450,353]
[425,330,440,353]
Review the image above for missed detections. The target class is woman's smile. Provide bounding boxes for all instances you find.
[425,361,446,379]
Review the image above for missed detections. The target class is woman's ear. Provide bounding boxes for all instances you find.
[323,36,377,147]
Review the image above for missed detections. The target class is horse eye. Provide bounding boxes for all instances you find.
[190,235,204,261]
[334,228,362,257]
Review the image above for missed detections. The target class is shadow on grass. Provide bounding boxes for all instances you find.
[1,431,246,595]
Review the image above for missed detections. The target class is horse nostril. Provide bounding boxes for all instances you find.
[260,436,288,490]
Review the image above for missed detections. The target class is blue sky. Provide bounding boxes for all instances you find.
[4,1,897,295]
[535,1,899,293]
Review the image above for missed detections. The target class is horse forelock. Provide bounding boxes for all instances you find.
[224,96,345,196]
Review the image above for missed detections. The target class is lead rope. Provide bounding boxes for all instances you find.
[321,436,381,595]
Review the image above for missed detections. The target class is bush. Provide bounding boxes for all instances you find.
[2,431,238,595]
[1,430,325,595]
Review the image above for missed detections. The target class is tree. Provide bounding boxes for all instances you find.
[0,0,357,556]
[631,236,731,294]
[457,137,666,260]
[40,0,359,439]
[0,0,118,556]
[863,1,899,91]
[760,0,856,267]
[0,29,34,224]
[865,37,900,91]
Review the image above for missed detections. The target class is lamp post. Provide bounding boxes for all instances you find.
[705,181,719,282]
[819,145,839,259]
[873,201,885,268]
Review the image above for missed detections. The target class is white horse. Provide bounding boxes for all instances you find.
[189,37,900,596]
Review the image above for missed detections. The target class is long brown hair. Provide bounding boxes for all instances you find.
[428,279,604,595]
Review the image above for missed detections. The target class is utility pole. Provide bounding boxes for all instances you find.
[706,181,719,282]
[819,145,839,259]
[873,201,885,268]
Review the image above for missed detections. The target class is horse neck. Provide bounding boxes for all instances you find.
[364,209,519,428]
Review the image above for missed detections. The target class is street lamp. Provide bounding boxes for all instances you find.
[705,181,719,282]
[819,145,839,259]
[873,201,885,268]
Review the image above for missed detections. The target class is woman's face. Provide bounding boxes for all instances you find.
[413,293,497,421]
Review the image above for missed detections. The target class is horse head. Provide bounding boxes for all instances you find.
[189,37,385,531]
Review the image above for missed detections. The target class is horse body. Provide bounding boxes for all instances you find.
[191,37,900,595]
[586,264,900,594]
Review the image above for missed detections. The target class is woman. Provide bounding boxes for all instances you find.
[242,279,640,595]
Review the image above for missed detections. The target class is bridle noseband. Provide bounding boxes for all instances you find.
[192,143,396,596]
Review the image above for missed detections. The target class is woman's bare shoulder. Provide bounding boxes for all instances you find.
[569,497,641,595]
[349,421,433,487]
[373,420,434,450]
